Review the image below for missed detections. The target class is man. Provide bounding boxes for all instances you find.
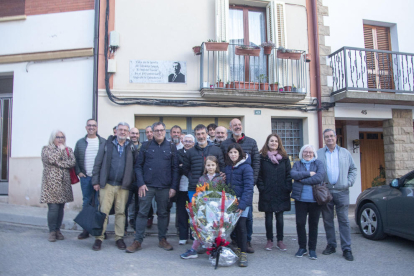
[113,126,117,136]
[317,129,357,261]
[213,125,227,146]
[126,122,179,253]
[74,119,106,240]
[144,125,156,227]
[145,126,153,141]
[170,125,184,150]
[207,123,217,142]
[220,118,260,253]
[91,122,135,251]
[168,62,185,83]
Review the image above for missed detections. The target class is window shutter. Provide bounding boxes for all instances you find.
[215,0,230,82]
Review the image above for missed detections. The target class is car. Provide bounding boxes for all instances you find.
[355,169,414,241]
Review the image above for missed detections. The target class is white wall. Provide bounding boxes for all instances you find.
[0,10,95,55]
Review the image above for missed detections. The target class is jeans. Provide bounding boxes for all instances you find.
[47,203,64,232]
[265,211,284,242]
[322,189,351,251]
[135,187,170,243]
[125,186,139,230]
[295,200,321,250]
[176,191,190,240]
[80,176,98,207]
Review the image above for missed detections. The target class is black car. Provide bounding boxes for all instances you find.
[355,170,414,241]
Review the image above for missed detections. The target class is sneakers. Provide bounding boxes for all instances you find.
[233,248,241,258]
[116,239,126,250]
[309,250,317,260]
[180,249,198,259]
[48,231,56,242]
[56,230,64,240]
[295,248,308,257]
[265,240,273,251]
[322,245,336,255]
[92,239,102,251]
[276,240,287,251]
[159,238,173,251]
[179,240,188,245]
[239,252,248,267]
[343,250,354,261]
[78,229,89,240]
[246,242,255,253]
[126,240,142,253]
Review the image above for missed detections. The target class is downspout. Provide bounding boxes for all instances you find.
[92,0,100,120]
[311,0,323,148]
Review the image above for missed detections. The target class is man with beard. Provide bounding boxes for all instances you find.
[170,125,184,150]
[213,125,228,146]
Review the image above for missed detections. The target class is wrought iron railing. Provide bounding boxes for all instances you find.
[199,42,308,93]
[329,47,414,95]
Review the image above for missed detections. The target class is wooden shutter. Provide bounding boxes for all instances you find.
[215,0,229,82]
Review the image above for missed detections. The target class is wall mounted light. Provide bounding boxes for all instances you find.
[353,139,360,153]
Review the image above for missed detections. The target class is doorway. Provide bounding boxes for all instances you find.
[359,132,385,191]
[0,75,13,195]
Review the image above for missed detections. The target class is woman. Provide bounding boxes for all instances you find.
[224,144,254,267]
[41,130,76,242]
[291,144,325,260]
[257,134,292,251]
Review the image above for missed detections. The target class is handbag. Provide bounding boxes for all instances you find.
[65,148,79,184]
[313,182,333,205]
[74,192,107,236]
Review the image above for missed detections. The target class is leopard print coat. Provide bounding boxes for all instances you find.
[40,145,76,204]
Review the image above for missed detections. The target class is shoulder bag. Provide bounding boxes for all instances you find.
[65,148,79,184]
[313,182,333,205]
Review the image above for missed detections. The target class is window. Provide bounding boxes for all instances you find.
[0,0,25,17]
[271,119,302,161]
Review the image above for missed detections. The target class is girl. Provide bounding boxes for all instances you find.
[224,144,254,267]
[180,156,225,259]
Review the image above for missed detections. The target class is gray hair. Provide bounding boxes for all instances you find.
[48,129,66,146]
[298,144,318,159]
[323,128,336,136]
[152,121,166,130]
[116,122,130,130]
[183,134,195,142]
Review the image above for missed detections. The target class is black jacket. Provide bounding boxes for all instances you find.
[257,155,292,212]
[91,136,135,190]
[220,134,260,184]
[74,134,106,175]
[135,138,179,191]
[183,142,225,191]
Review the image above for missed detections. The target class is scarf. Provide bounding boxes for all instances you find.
[301,158,316,171]
[268,150,283,164]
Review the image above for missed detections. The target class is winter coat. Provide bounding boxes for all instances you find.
[290,159,325,201]
[183,142,225,191]
[257,155,292,212]
[40,145,76,204]
[224,154,254,211]
[197,173,225,188]
[220,134,260,184]
[74,134,106,175]
[92,135,135,190]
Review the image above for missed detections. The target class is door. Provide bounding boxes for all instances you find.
[0,75,13,195]
[359,132,385,191]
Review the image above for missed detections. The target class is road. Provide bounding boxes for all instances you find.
[1,222,413,276]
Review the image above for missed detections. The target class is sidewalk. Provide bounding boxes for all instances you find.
[0,203,360,235]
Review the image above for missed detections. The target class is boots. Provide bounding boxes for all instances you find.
[48,231,57,242]
[239,252,248,267]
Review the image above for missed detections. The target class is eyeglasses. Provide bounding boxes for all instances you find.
[87,124,97,128]
[183,140,194,144]
[324,135,335,139]
[303,151,314,155]
[56,136,65,139]
[153,129,165,133]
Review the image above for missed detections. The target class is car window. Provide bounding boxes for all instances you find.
[403,174,414,187]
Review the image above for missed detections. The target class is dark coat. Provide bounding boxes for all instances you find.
[257,155,292,212]
[224,155,254,211]
[220,134,260,184]
[92,136,135,190]
[135,138,179,191]
[197,173,225,188]
[290,159,325,201]
[74,134,106,175]
[183,142,225,191]
[168,73,185,82]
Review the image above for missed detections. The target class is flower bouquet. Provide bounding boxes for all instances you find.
[186,182,241,268]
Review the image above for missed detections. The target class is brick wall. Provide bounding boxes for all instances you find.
[0,0,25,17]
[25,0,94,16]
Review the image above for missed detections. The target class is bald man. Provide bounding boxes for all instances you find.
[213,126,228,146]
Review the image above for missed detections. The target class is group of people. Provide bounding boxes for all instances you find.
[40,117,357,268]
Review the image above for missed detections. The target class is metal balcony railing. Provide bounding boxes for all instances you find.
[199,43,308,93]
[329,47,414,95]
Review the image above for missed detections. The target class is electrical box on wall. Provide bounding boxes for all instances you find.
[109,31,119,48]
[108,59,116,73]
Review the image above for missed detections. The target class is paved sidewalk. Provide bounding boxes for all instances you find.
[0,203,360,236]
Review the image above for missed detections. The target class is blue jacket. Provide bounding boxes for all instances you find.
[134,138,179,190]
[224,154,254,211]
[290,159,325,201]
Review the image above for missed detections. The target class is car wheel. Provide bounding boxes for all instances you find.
[358,203,386,240]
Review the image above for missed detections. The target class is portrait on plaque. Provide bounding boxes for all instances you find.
[129,60,187,84]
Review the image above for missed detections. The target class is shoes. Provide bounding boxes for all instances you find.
[179,239,188,245]
[276,240,287,251]
[295,248,308,258]
[239,252,248,267]
[180,249,198,259]
[233,248,241,258]
[56,230,64,240]
[104,232,108,240]
[92,239,102,251]
[309,250,317,260]
[147,217,154,228]
[322,245,336,255]
[246,242,255,253]
[265,240,273,251]
[78,229,89,240]
[343,250,354,261]
[197,247,207,254]
[116,239,126,250]
[126,240,142,253]
[48,231,57,242]
[159,238,173,251]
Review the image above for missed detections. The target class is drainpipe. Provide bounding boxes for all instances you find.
[311,0,323,148]
[92,0,100,120]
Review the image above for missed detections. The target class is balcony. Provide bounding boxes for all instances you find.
[329,47,414,105]
[198,43,308,103]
